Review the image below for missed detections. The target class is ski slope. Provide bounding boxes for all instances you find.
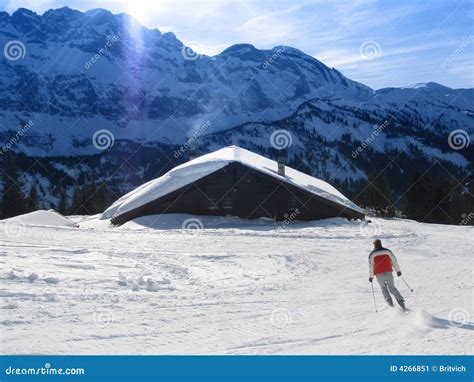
[0,214,472,355]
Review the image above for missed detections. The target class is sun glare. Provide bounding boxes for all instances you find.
[122,0,169,27]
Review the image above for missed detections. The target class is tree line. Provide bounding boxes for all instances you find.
[1,151,472,225]
[1,152,116,219]
[343,170,473,225]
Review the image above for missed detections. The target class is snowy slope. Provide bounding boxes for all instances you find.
[0,215,472,355]
[101,146,363,220]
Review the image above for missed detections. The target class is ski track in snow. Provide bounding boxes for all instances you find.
[0,217,472,355]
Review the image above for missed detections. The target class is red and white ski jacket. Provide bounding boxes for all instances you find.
[368,247,400,277]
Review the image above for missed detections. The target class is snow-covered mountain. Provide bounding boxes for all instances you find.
[0,7,472,209]
[0,7,372,149]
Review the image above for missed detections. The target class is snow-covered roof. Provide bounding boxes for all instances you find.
[101,146,363,219]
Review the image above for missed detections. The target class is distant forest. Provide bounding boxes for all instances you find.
[1,150,472,225]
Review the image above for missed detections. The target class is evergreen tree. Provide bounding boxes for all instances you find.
[69,183,85,215]
[81,182,97,213]
[68,178,111,215]
[26,183,39,212]
[1,152,25,218]
[92,182,114,213]
[402,170,430,221]
[426,175,453,224]
[58,190,68,214]
[402,170,454,223]
[364,172,394,213]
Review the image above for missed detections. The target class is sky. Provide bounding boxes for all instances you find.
[1,0,473,89]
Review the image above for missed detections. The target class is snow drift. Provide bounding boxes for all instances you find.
[2,210,78,228]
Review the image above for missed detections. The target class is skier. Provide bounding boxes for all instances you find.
[368,239,406,310]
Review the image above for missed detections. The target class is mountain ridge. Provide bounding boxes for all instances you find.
[0,7,472,220]
[1,7,469,89]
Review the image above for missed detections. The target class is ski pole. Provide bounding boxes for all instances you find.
[401,276,414,292]
[371,282,378,312]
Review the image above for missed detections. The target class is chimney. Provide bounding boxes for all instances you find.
[277,149,287,176]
